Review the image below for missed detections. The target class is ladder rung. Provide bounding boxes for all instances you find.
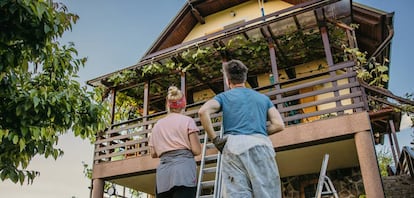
[200,195,214,198]
[203,166,216,174]
[201,180,215,188]
[204,154,218,162]
[206,143,215,149]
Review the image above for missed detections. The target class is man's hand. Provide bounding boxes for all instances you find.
[213,136,227,152]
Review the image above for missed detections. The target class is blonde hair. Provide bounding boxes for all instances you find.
[166,86,185,113]
[167,86,183,101]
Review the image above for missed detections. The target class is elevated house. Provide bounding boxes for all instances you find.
[86,0,407,197]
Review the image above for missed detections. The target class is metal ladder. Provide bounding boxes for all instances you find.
[196,128,223,198]
[315,154,339,198]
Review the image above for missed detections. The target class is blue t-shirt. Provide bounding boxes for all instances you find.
[213,88,274,136]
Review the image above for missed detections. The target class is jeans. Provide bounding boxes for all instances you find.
[221,145,282,198]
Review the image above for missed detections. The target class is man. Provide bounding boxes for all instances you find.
[198,59,285,198]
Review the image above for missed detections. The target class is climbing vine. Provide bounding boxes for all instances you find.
[341,25,414,131]
[103,22,413,130]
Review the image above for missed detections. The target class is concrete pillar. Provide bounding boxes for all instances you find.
[354,131,384,198]
[91,178,104,198]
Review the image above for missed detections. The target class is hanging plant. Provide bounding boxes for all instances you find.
[343,46,389,88]
[225,35,270,72]
[107,69,139,87]
[142,62,164,76]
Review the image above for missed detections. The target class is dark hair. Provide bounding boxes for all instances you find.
[223,59,248,84]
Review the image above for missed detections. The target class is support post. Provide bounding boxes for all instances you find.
[110,89,116,126]
[91,178,104,198]
[389,120,401,156]
[354,131,385,198]
[266,33,283,111]
[139,81,150,155]
[316,8,342,112]
[221,60,229,91]
[180,71,186,96]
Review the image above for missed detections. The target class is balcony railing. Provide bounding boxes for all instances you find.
[396,146,414,177]
[93,60,366,164]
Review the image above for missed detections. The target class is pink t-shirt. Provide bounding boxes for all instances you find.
[149,113,199,156]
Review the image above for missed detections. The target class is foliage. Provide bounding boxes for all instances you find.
[341,25,414,130]
[114,87,143,123]
[0,0,109,184]
[346,48,389,88]
[376,147,393,176]
[342,27,414,141]
[278,26,324,66]
[339,24,389,88]
[105,25,327,91]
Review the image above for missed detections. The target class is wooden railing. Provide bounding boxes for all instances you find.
[93,60,366,164]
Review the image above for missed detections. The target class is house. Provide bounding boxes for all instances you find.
[86,0,400,197]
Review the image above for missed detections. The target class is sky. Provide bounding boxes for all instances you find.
[0,0,413,197]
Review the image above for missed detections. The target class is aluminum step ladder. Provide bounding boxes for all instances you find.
[196,128,224,198]
[315,154,339,198]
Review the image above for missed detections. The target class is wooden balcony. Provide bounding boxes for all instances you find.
[92,60,375,194]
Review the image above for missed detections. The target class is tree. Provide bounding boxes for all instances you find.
[0,0,109,184]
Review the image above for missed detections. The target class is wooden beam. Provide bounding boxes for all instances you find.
[191,7,205,24]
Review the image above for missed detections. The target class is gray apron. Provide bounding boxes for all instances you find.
[156,149,197,193]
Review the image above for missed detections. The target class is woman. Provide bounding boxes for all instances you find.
[149,86,202,198]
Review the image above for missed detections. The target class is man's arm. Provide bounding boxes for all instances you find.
[198,99,221,140]
[267,106,285,135]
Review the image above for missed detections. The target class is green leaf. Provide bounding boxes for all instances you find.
[21,127,28,136]
[47,107,51,117]
[377,65,388,73]
[19,139,26,152]
[33,96,40,108]
[43,24,51,33]
[22,61,29,72]
[0,129,8,141]
[381,75,389,82]
[36,3,45,20]
[32,128,40,140]
[19,171,25,185]
[13,135,19,144]
[16,106,22,116]
[0,169,7,180]
[24,101,31,111]
[53,149,59,159]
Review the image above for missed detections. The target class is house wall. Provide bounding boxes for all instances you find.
[183,0,293,41]
[193,88,216,102]
[281,167,365,198]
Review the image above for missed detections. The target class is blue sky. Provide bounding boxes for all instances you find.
[0,1,412,197]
